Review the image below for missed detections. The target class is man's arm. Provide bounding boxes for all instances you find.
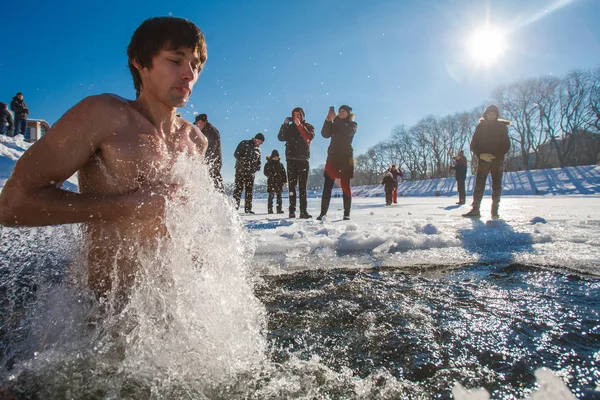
[7,112,13,130]
[296,122,314,146]
[277,123,289,142]
[189,125,208,159]
[0,94,165,227]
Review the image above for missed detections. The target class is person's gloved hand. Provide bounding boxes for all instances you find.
[479,153,496,162]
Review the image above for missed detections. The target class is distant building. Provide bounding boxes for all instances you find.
[25,119,50,142]
[506,130,600,171]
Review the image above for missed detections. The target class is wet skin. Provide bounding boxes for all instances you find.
[0,47,208,294]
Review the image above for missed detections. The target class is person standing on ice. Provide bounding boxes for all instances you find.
[317,105,357,221]
[450,150,467,205]
[278,107,315,219]
[463,104,511,219]
[389,164,403,203]
[263,149,287,214]
[194,113,223,192]
[0,17,209,296]
[381,170,395,206]
[10,92,29,140]
[233,133,264,214]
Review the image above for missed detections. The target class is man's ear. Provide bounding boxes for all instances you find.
[131,58,142,71]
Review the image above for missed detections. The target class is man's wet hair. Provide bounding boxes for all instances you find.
[127,16,207,97]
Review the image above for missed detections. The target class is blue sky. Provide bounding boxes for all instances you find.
[1,0,599,181]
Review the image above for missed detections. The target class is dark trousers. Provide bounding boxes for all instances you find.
[472,160,503,212]
[14,119,27,138]
[456,178,466,203]
[287,160,309,214]
[209,167,224,193]
[233,170,255,212]
[268,191,283,212]
[320,173,351,217]
[385,190,393,205]
[0,124,7,136]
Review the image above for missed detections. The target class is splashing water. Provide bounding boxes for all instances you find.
[1,156,268,397]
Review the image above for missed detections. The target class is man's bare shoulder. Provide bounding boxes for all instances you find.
[72,94,134,121]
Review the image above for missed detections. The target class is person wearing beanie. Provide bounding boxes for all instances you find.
[263,149,287,214]
[381,171,395,206]
[317,105,357,221]
[194,113,223,191]
[463,104,511,219]
[10,92,29,139]
[233,133,264,214]
[0,102,14,137]
[278,106,315,218]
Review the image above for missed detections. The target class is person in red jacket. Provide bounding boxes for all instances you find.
[463,104,511,219]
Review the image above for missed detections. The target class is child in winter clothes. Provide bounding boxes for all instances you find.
[263,150,287,213]
[381,171,395,206]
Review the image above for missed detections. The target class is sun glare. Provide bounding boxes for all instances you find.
[467,26,508,67]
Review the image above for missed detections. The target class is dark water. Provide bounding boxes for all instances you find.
[1,225,600,399]
[256,264,600,399]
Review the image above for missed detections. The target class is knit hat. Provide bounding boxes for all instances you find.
[339,105,352,114]
[292,107,305,120]
[255,133,265,142]
[270,149,280,159]
[195,113,208,123]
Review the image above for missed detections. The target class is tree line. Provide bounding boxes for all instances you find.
[303,66,600,188]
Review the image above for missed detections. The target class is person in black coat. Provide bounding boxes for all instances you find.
[317,105,357,221]
[463,104,511,219]
[450,150,468,205]
[233,133,264,214]
[381,171,395,206]
[10,93,29,139]
[0,102,13,136]
[263,149,287,214]
[278,107,315,219]
[194,113,223,191]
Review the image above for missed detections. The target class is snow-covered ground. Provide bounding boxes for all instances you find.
[244,195,600,276]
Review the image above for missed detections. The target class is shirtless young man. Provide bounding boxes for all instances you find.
[0,17,208,295]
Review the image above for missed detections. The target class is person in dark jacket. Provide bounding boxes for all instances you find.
[194,113,223,191]
[389,164,403,203]
[278,107,315,219]
[450,150,467,205]
[0,103,13,136]
[263,149,287,214]
[381,171,395,206]
[10,93,29,139]
[233,133,264,214]
[463,104,511,219]
[317,105,357,221]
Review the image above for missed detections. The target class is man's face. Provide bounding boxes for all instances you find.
[17,94,23,100]
[338,109,349,119]
[292,110,302,120]
[195,119,206,130]
[254,139,264,146]
[137,46,203,107]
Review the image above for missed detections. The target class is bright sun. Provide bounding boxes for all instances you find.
[467,25,508,67]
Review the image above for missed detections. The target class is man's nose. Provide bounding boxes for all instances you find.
[181,63,196,81]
